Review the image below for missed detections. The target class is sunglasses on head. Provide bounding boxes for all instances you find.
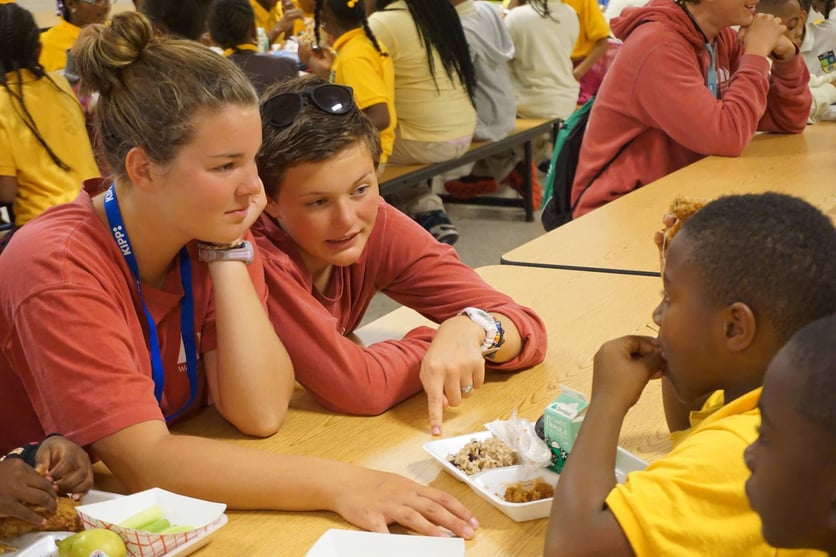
[262,84,355,129]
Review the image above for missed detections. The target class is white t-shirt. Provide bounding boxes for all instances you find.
[506,3,580,119]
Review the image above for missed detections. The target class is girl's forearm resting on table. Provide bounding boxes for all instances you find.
[207,261,294,437]
[93,420,478,538]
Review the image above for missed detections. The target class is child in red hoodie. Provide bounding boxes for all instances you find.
[570,0,811,219]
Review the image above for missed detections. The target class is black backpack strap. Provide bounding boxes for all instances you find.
[570,134,639,214]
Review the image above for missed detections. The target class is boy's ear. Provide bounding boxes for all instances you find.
[723,302,757,352]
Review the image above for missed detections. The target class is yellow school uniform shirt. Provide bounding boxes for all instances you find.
[0,71,99,226]
[563,0,611,60]
[250,0,284,45]
[0,1,16,4]
[606,388,825,557]
[39,19,81,72]
[330,28,396,164]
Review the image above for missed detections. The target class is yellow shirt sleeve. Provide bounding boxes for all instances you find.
[605,414,822,557]
[564,0,610,59]
[333,53,388,110]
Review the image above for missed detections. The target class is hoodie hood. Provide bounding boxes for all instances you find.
[612,0,706,49]
[457,0,515,64]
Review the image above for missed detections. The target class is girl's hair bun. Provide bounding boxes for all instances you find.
[72,11,155,95]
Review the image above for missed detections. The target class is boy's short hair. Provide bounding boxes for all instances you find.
[257,74,381,199]
[788,314,836,437]
[680,193,836,343]
[208,0,254,49]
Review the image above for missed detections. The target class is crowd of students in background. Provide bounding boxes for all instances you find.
[0,0,835,555]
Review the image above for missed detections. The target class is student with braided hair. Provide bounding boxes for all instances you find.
[0,4,99,247]
[299,0,396,165]
[40,0,111,72]
[367,0,477,245]
[208,0,298,96]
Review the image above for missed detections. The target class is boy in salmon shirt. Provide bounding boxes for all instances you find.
[546,193,836,556]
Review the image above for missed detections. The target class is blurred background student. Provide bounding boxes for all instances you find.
[367,0,477,245]
[299,0,397,167]
[250,0,304,46]
[442,0,518,202]
[0,4,99,251]
[209,0,298,96]
[570,0,810,218]
[140,0,212,42]
[40,0,111,72]
[757,0,836,122]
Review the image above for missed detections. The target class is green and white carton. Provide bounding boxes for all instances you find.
[543,386,589,473]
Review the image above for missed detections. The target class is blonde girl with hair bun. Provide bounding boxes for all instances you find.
[0,11,478,539]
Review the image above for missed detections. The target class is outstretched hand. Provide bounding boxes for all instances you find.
[331,466,479,539]
[420,315,487,436]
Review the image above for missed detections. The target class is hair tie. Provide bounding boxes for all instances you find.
[347,0,358,7]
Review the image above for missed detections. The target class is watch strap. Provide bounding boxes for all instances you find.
[198,240,254,265]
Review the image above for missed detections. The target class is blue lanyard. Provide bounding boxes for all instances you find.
[705,42,718,99]
[103,185,199,422]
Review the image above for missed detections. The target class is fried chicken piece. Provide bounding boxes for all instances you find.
[0,497,82,540]
[659,196,708,263]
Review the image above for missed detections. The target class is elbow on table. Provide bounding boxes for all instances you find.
[225,405,288,438]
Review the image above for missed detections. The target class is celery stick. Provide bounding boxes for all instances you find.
[142,518,171,533]
[118,504,164,529]
[159,525,194,534]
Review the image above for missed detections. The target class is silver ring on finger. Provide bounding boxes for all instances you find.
[460,384,474,394]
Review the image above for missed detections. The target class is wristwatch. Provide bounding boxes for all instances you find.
[460,307,505,357]
[198,240,254,265]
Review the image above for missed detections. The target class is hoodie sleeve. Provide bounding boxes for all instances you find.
[758,54,811,133]
[626,26,774,157]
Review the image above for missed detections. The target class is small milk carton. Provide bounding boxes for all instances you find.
[543,386,589,473]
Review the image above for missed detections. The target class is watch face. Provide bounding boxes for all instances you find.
[465,307,493,326]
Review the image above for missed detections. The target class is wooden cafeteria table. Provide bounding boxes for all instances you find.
[130,266,670,556]
[501,123,836,276]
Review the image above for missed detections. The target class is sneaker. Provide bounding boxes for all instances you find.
[504,162,543,210]
[443,174,500,199]
[415,209,459,245]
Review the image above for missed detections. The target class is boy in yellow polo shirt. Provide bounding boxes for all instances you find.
[545,193,836,556]
[745,314,836,556]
